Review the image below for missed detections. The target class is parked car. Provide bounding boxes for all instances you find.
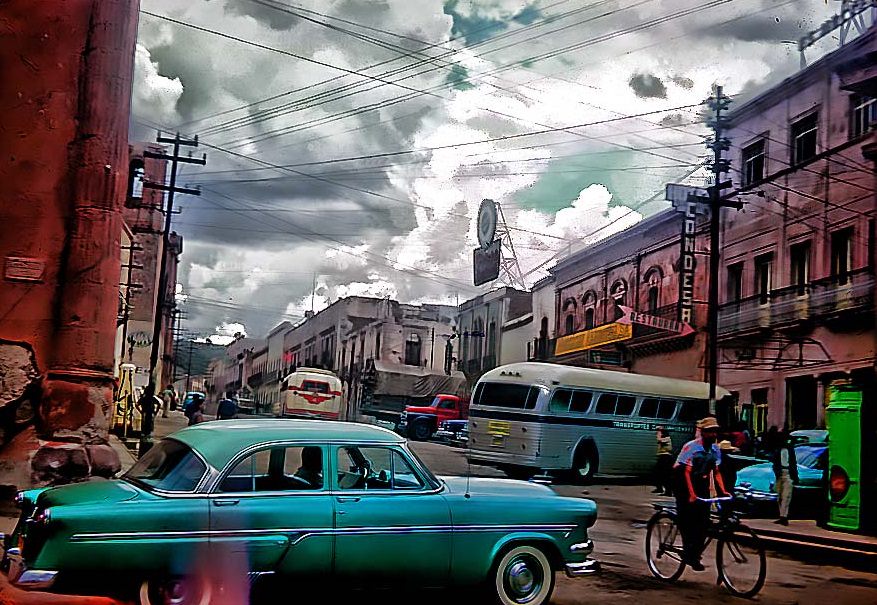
[398,394,468,441]
[3,419,599,605]
[735,444,829,518]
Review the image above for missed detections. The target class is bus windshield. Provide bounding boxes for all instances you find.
[475,382,542,409]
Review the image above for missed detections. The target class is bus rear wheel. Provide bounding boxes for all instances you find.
[570,446,597,485]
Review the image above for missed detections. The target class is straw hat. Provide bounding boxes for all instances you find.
[698,416,720,430]
[718,440,739,452]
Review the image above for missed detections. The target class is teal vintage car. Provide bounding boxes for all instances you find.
[2,420,598,605]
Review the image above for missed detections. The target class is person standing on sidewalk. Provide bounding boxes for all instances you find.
[652,426,673,495]
[217,394,238,420]
[772,430,799,525]
[673,416,729,571]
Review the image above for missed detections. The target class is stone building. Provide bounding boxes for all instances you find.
[455,287,533,384]
[717,27,877,434]
[0,1,139,491]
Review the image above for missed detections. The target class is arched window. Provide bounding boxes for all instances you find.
[539,316,548,339]
[643,267,663,314]
[128,159,145,199]
[564,314,575,335]
[404,333,422,366]
[582,291,597,329]
[487,321,497,356]
[610,280,627,306]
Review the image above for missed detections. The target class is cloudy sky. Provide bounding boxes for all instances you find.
[131,0,840,341]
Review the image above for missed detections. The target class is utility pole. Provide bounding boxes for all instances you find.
[185,339,195,393]
[705,86,738,415]
[142,132,205,447]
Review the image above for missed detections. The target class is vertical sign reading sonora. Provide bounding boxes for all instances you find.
[679,200,697,324]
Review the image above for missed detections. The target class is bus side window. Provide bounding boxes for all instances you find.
[640,398,659,418]
[549,389,572,413]
[525,387,540,410]
[678,400,708,422]
[570,391,593,413]
[595,394,617,415]
[616,396,636,416]
[657,400,677,419]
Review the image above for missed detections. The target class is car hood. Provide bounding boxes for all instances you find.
[440,476,556,497]
[405,406,437,414]
[36,479,141,508]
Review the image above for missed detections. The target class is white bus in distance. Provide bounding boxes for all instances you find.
[273,367,344,421]
[467,362,731,482]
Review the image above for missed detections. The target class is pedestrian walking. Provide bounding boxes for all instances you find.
[217,394,238,420]
[160,385,176,418]
[136,385,161,438]
[718,440,739,492]
[652,426,673,495]
[772,430,798,525]
[188,394,206,426]
[673,416,729,571]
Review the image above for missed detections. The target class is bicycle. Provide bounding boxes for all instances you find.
[645,489,767,598]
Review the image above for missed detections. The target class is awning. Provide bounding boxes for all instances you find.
[365,360,467,398]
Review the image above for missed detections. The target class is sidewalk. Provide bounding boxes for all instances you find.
[746,518,877,563]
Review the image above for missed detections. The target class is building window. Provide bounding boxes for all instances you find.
[831,228,853,284]
[472,318,484,360]
[374,332,381,360]
[742,139,765,186]
[404,333,421,366]
[851,95,876,139]
[754,253,772,305]
[610,280,627,306]
[127,160,145,200]
[487,321,497,357]
[791,113,818,165]
[644,269,661,313]
[789,241,810,295]
[727,262,744,303]
[582,291,597,329]
[564,314,575,335]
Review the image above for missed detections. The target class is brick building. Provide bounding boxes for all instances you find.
[0,1,139,490]
[717,27,877,434]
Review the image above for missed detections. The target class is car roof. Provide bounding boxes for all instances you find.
[172,419,404,469]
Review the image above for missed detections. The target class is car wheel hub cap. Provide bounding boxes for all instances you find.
[505,557,541,602]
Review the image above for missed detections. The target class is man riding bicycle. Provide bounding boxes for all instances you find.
[673,416,729,571]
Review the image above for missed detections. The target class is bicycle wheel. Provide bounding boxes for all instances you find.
[645,510,685,582]
[717,526,766,598]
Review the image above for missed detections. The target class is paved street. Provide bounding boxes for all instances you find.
[137,417,877,604]
[405,440,877,605]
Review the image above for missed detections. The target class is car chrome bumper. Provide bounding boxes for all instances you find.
[565,559,600,577]
[1,543,58,590]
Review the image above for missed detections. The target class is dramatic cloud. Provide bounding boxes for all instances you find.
[629,72,667,99]
[132,0,840,338]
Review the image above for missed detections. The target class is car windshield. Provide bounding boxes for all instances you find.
[123,439,207,492]
[795,445,827,469]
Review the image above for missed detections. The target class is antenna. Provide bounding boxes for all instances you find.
[492,201,526,290]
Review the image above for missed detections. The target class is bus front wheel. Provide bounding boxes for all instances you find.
[570,445,598,484]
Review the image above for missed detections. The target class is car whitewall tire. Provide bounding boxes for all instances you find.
[139,576,213,605]
[493,545,555,605]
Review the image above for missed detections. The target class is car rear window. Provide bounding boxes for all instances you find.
[124,439,206,492]
[476,382,539,409]
[301,380,330,393]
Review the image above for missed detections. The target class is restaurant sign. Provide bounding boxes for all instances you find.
[554,322,633,357]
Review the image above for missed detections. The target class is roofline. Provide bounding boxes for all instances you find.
[727,26,877,126]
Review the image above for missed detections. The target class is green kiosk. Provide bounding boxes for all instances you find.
[825,381,862,531]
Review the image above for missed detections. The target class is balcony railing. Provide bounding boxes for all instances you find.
[719,268,873,337]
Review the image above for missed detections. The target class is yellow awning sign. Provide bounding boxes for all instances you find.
[554,322,633,356]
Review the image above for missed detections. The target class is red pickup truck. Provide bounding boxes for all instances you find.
[398,394,468,441]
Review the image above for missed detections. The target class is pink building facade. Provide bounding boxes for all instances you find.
[542,210,711,381]
[717,29,876,435]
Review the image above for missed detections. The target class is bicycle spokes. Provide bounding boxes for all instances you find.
[718,529,767,598]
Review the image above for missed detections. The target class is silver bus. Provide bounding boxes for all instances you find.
[467,362,731,482]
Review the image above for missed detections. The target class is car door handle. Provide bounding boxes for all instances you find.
[336,496,361,503]
[214,499,240,507]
